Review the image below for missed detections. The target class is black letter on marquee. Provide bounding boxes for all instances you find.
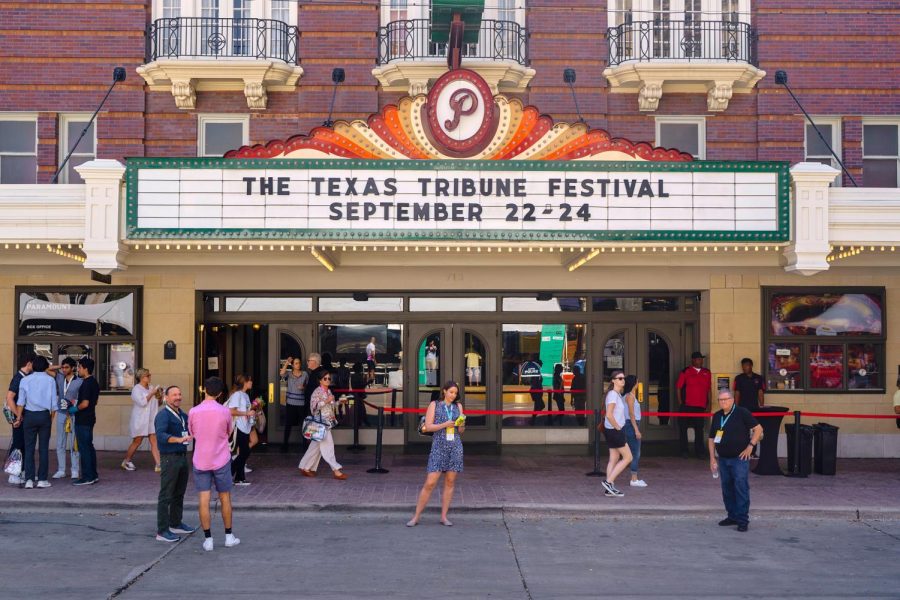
[243,177,255,195]
[277,177,290,196]
[329,203,342,220]
[311,177,325,195]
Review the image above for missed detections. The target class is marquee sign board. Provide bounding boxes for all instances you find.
[125,158,790,242]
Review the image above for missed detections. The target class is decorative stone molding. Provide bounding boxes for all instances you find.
[171,79,196,110]
[706,81,733,112]
[244,81,268,110]
[137,59,303,110]
[372,60,535,95]
[74,159,129,274]
[783,162,840,276]
[603,62,766,112]
[638,81,663,111]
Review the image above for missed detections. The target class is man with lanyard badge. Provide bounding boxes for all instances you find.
[708,390,763,532]
[154,386,196,542]
[51,358,81,480]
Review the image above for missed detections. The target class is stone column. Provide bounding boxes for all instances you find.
[783,162,840,276]
[75,159,129,274]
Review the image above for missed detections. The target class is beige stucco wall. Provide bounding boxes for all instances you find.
[0,268,195,451]
[1,256,897,455]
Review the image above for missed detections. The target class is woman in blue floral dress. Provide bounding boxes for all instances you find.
[407,381,465,527]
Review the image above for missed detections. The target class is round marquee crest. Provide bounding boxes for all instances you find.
[424,69,496,156]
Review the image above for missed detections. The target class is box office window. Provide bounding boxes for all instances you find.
[764,288,885,392]
[15,288,141,392]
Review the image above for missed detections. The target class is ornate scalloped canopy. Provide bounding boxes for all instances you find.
[226,69,693,162]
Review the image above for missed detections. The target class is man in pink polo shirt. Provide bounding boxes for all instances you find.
[188,377,240,551]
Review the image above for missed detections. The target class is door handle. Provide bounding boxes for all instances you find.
[268,382,274,403]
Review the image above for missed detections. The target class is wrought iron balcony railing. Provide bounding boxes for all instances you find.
[377,18,527,66]
[147,17,299,63]
[607,19,756,66]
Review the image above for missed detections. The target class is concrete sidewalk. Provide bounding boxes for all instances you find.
[4,448,899,518]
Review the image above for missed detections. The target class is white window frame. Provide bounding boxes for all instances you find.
[655,116,706,159]
[619,0,751,24]
[804,116,842,187]
[152,0,297,24]
[380,0,526,27]
[861,118,900,188]
[58,113,97,184]
[0,112,38,185]
[197,114,249,157]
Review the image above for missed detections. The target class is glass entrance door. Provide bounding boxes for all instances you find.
[595,322,685,445]
[407,323,499,444]
[268,324,314,446]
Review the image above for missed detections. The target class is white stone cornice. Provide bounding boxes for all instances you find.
[137,59,303,110]
[372,60,535,95]
[603,62,766,112]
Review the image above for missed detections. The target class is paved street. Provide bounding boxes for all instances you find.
[1,508,898,599]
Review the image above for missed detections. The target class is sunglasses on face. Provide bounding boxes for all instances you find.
[321,377,332,381]
[613,376,625,380]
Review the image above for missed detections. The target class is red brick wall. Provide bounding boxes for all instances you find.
[1,0,897,187]
[0,0,149,181]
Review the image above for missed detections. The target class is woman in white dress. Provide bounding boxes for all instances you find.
[122,368,161,472]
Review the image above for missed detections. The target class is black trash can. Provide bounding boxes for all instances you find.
[813,423,839,475]
[784,423,814,476]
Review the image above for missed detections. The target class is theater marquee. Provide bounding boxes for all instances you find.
[126,159,789,242]
[125,68,788,243]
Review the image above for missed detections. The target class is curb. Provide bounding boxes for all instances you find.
[4,499,900,520]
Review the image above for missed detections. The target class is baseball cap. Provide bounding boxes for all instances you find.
[690,351,706,359]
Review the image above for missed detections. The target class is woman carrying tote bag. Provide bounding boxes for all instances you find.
[298,370,348,480]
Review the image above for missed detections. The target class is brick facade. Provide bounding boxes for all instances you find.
[1,0,897,185]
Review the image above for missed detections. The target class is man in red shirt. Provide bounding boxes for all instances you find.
[676,351,712,458]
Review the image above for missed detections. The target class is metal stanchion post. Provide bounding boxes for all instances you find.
[390,388,398,427]
[785,410,807,478]
[366,406,389,474]
[347,397,365,452]
[585,407,606,477]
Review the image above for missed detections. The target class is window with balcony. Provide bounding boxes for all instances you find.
[198,114,248,157]
[862,121,899,188]
[0,115,37,184]
[804,118,842,186]
[604,0,764,112]
[138,0,302,110]
[656,116,705,159]
[373,0,533,95]
[58,115,96,184]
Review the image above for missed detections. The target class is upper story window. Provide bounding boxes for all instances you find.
[198,114,248,157]
[378,0,527,66]
[148,0,298,61]
[804,118,842,186]
[0,114,37,184]
[153,0,295,23]
[59,114,96,184]
[656,116,705,159]
[607,0,752,65]
[862,121,899,188]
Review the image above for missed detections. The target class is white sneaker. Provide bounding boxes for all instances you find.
[36,480,51,489]
[24,479,34,489]
[225,533,240,548]
[52,471,66,479]
[202,537,214,552]
[121,461,136,471]
[8,474,23,485]
[71,472,80,480]
[629,479,648,488]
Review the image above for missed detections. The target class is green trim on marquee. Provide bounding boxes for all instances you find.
[125,158,791,243]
